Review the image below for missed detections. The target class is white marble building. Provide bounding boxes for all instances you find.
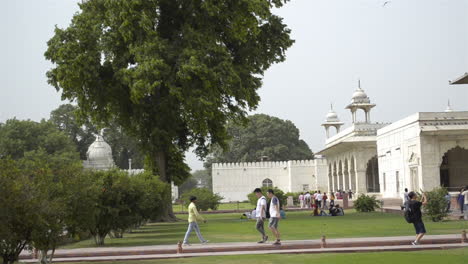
[212,80,467,201]
[317,82,389,195]
[377,110,468,198]
[212,159,327,202]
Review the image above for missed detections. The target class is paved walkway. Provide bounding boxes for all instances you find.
[20,243,467,263]
[19,234,467,263]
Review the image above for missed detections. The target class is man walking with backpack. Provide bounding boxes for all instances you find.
[254,188,268,243]
[405,191,428,245]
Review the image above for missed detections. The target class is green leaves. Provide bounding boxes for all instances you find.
[206,114,314,165]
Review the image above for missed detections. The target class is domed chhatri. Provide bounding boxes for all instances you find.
[326,108,339,122]
[346,80,376,123]
[83,133,115,170]
[350,80,371,104]
[322,104,344,138]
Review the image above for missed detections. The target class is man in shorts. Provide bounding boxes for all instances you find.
[267,189,281,245]
[253,188,268,243]
[406,191,428,245]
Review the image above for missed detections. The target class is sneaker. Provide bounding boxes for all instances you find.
[202,240,209,244]
[264,235,268,242]
[257,240,265,244]
[411,241,419,245]
[273,240,281,246]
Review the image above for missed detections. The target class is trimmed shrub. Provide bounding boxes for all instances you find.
[423,187,449,222]
[354,194,381,212]
[180,188,223,211]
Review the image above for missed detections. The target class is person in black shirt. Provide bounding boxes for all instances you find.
[406,191,428,245]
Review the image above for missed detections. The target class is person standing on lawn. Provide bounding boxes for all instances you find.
[254,188,268,243]
[182,196,208,246]
[406,191,428,245]
[267,189,282,245]
[463,186,468,220]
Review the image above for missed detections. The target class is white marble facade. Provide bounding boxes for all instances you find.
[213,82,468,201]
[377,111,468,198]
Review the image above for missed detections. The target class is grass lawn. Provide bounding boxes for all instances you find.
[173,202,252,213]
[64,248,468,264]
[63,210,468,249]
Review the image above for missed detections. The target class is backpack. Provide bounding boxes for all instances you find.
[404,203,415,223]
[265,200,271,219]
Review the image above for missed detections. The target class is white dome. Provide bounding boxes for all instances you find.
[84,135,114,170]
[326,110,340,122]
[352,88,368,100]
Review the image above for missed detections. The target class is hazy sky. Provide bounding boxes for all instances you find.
[1,0,467,171]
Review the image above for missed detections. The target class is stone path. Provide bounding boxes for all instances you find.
[18,234,467,263]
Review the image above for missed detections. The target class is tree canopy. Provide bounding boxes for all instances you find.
[206,114,314,166]
[49,104,145,169]
[45,0,294,219]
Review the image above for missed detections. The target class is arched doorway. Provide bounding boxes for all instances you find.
[262,178,273,188]
[366,156,380,192]
[440,146,468,191]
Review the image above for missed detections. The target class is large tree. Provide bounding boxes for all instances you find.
[206,114,314,165]
[45,0,294,219]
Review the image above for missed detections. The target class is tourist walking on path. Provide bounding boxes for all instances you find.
[405,191,428,245]
[254,188,268,243]
[462,186,468,220]
[267,189,281,245]
[458,187,465,214]
[299,193,305,208]
[182,196,208,246]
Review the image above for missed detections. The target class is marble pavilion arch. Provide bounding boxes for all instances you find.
[318,82,468,198]
[317,82,388,195]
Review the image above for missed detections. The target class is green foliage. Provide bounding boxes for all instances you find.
[0,149,82,264]
[45,0,294,218]
[49,104,145,169]
[354,194,381,212]
[285,192,302,206]
[206,114,314,166]
[192,169,212,190]
[423,187,449,222]
[178,177,198,196]
[247,186,287,209]
[180,188,223,211]
[0,119,78,160]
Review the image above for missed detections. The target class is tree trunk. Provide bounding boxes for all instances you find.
[93,234,106,246]
[39,250,49,264]
[155,151,177,222]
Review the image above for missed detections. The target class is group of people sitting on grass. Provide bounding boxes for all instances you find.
[312,204,344,217]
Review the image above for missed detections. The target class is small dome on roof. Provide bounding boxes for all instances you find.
[84,134,114,170]
[325,104,341,122]
[350,80,371,104]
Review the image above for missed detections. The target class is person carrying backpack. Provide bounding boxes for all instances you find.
[404,191,428,245]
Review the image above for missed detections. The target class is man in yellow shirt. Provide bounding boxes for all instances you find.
[182,196,208,246]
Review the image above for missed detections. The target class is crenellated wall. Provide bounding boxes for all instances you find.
[212,158,327,202]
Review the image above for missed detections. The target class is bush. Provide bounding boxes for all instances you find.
[180,188,223,211]
[354,194,381,212]
[285,192,302,206]
[423,187,448,222]
[247,187,287,209]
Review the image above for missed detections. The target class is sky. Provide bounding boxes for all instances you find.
[1,0,467,171]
